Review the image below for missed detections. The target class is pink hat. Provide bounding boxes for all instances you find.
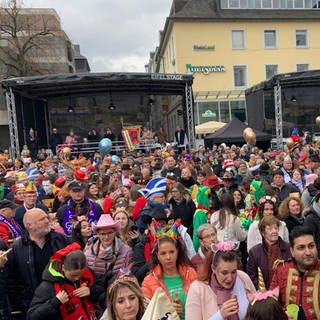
[305,173,318,187]
[92,214,121,232]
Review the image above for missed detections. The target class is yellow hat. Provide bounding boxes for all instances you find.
[25,182,36,193]
[16,171,29,182]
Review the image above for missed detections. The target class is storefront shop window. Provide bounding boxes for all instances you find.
[220,101,230,123]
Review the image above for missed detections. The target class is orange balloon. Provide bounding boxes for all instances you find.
[316,116,320,127]
[243,127,255,144]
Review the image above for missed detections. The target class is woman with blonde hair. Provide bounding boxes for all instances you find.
[278,196,304,234]
[105,276,145,320]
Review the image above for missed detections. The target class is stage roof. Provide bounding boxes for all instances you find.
[1,72,194,100]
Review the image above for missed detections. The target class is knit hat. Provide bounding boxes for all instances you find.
[139,177,167,200]
[305,173,318,187]
[222,159,234,169]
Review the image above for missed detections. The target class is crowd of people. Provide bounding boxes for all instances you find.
[0,132,320,320]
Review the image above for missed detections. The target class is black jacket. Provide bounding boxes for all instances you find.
[168,198,195,236]
[283,215,304,235]
[7,232,69,313]
[304,206,320,257]
[132,234,150,283]
[27,266,103,320]
[0,239,8,316]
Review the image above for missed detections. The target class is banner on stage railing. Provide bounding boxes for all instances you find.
[121,127,141,151]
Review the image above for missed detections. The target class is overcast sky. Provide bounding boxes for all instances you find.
[23,0,173,72]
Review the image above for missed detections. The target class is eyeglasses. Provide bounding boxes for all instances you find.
[98,231,115,237]
[201,232,217,240]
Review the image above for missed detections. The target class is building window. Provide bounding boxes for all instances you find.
[233,65,247,88]
[265,64,279,80]
[232,30,245,49]
[296,29,308,47]
[296,64,309,71]
[264,30,277,48]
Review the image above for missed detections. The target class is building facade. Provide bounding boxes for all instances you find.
[150,0,320,139]
[0,7,77,150]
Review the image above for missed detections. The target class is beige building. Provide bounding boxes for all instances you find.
[149,0,320,139]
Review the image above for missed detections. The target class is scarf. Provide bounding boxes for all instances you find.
[144,232,155,262]
[210,273,239,320]
[0,214,23,238]
[63,197,99,235]
[147,199,167,209]
[266,241,282,283]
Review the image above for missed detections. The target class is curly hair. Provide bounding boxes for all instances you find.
[278,196,303,219]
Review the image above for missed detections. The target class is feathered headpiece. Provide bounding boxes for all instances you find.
[51,242,81,262]
[139,177,167,200]
[250,181,266,205]
[153,219,181,240]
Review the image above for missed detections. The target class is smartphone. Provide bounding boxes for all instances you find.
[114,188,122,196]
[130,225,138,232]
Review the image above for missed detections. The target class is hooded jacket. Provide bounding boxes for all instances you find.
[27,265,103,320]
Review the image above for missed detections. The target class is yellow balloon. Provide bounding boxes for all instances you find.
[316,115,320,127]
[286,137,295,149]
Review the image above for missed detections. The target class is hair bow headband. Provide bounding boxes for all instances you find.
[248,287,279,305]
[51,242,81,262]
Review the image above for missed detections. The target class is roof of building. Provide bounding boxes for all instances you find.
[1,72,193,99]
[245,69,320,93]
[169,0,320,20]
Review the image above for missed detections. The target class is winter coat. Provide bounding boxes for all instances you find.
[185,271,256,320]
[282,214,304,234]
[247,220,289,253]
[247,238,291,289]
[7,231,69,313]
[141,264,197,301]
[0,239,8,317]
[84,237,132,282]
[27,265,103,320]
[169,198,196,236]
[304,206,320,257]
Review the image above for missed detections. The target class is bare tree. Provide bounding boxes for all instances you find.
[0,0,58,77]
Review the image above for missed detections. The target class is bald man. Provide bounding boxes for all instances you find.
[7,208,68,316]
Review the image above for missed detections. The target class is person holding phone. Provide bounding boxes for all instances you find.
[113,209,139,247]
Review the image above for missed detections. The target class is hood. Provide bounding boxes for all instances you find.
[42,262,65,283]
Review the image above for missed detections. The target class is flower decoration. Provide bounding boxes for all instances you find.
[248,287,279,305]
[211,241,240,253]
[259,196,277,205]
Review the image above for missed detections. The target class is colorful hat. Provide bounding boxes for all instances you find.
[26,167,40,180]
[139,177,167,200]
[92,214,121,232]
[74,168,88,181]
[54,176,66,187]
[203,175,223,189]
[15,171,29,182]
[11,183,26,193]
[250,181,266,205]
[222,159,234,169]
[25,182,36,193]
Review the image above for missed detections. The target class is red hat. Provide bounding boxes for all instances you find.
[54,176,66,187]
[222,159,234,169]
[203,176,223,189]
[268,151,279,158]
[74,168,88,181]
[298,154,307,163]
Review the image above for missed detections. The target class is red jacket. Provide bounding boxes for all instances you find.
[142,264,197,300]
[270,259,320,320]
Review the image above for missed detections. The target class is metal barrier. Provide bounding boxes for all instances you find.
[56,139,159,155]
